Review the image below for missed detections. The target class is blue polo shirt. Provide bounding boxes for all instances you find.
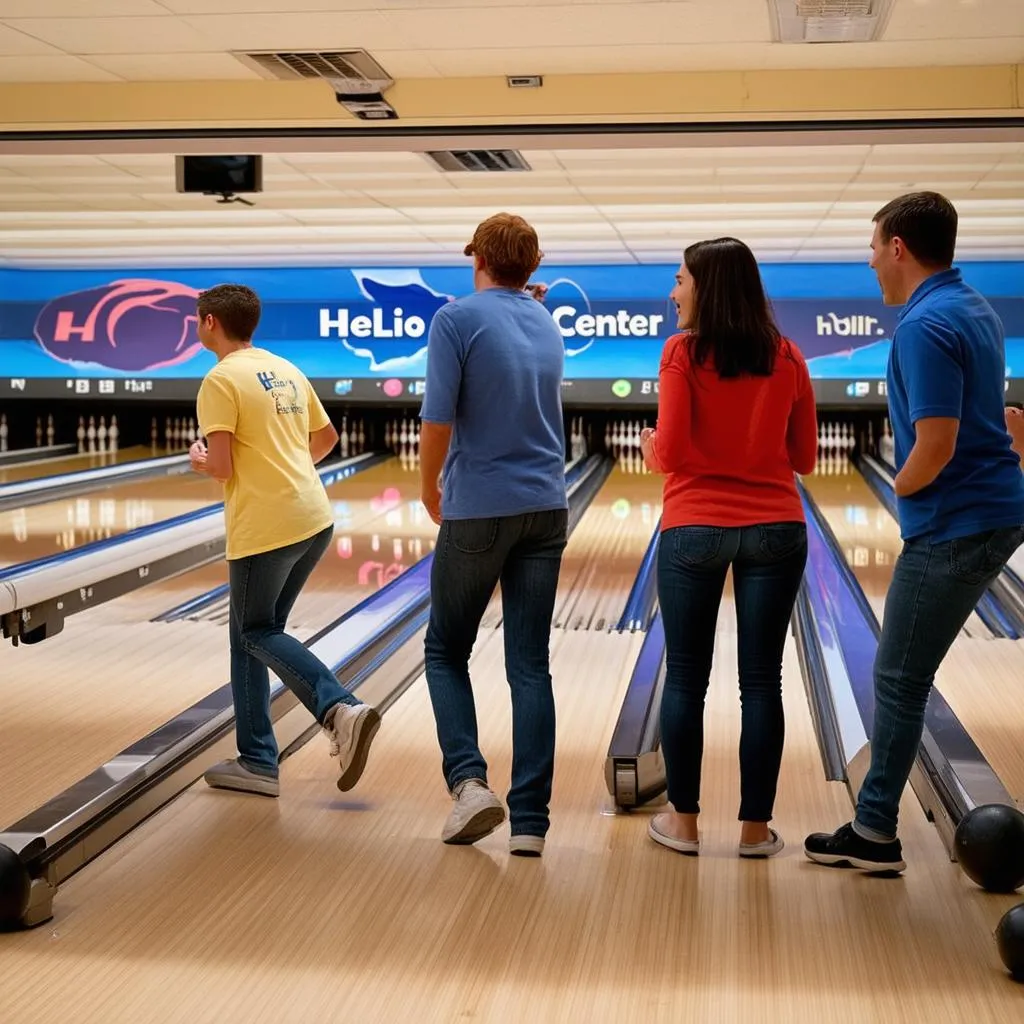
[421,286,567,520]
[887,268,1024,542]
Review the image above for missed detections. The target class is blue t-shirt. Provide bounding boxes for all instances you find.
[421,286,568,520]
[887,267,1024,542]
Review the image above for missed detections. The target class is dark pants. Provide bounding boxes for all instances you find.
[855,523,1024,838]
[657,523,808,822]
[424,509,568,838]
[229,524,357,777]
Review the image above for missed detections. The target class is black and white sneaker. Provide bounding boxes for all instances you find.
[804,822,906,873]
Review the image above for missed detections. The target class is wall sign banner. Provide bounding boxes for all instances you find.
[1,263,1021,405]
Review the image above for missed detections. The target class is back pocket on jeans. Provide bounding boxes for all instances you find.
[759,522,807,560]
[448,518,499,555]
[950,525,1024,585]
[672,526,724,566]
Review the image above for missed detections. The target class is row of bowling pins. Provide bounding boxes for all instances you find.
[383,417,417,457]
[818,422,857,452]
[605,420,652,453]
[0,414,58,452]
[567,417,589,462]
[157,417,199,450]
[77,415,120,454]
[338,416,368,459]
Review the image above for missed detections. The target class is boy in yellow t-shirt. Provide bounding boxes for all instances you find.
[189,284,380,798]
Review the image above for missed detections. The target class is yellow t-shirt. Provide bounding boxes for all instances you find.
[196,347,334,560]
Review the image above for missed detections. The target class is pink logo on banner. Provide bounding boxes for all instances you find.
[34,279,202,372]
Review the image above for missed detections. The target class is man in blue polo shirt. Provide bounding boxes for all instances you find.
[419,212,568,857]
[805,191,1024,873]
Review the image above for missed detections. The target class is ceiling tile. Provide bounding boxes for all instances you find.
[4,16,214,54]
[85,51,261,79]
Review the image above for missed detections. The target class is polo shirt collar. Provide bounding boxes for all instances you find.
[898,267,962,321]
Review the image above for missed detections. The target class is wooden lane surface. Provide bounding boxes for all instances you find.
[0,445,179,486]
[481,465,663,631]
[0,469,224,568]
[804,466,1024,806]
[0,459,436,826]
[1,612,1020,1021]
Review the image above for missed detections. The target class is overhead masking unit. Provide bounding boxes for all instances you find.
[233,49,397,119]
[424,150,532,173]
[768,0,893,43]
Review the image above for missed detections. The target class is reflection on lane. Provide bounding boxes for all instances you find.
[801,460,901,618]
[0,444,175,486]
[122,460,439,624]
[0,472,226,568]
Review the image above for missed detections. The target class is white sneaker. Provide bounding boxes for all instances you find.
[326,702,381,792]
[739,828,785,858]
[442,779,506,845]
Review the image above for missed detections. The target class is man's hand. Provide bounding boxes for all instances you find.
[189,439,208,474]
[1007,406,1024,461]
[421,481,442,526]
[525,282,548,303]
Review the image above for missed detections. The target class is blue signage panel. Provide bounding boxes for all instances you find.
[0,263,1021,406]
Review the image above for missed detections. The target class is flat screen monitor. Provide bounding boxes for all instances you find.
[175,155,263,195]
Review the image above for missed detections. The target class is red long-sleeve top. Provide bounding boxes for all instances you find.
[649,333,819,530]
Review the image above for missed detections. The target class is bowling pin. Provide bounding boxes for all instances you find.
[151,417,158,449]
[0,414,7,452]
[87,416,97,453]
[77,416,86,453]
[97,416,108,452]
[46,414,55,447]
[35,417,43,447]
[109,415,119,452]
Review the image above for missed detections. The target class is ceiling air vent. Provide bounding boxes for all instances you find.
[233,49,397,119]
[768,0,893,43]
[425,150,532,173]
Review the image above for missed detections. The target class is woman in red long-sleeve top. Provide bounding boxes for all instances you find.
[640,237,818,860]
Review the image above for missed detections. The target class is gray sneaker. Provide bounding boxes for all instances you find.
[442,779,506,844]
[204,758,280,797]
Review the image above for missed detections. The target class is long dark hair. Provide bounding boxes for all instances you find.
[682,237,781,378]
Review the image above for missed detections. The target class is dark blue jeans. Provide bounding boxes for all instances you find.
[856,523,1024,838]
[424,509,568,838]
[229,524,358,777]
[658,522,808,822]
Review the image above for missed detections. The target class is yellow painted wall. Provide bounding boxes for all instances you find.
[0,65,1019,134]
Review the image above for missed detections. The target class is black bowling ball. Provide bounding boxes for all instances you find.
[954,803,1024,894]
[996,903,1024,982]
[0,843,30,930]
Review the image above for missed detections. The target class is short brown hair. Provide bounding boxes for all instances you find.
[197,284,261,341]
[873,191,958,268]
[463,213,543,289]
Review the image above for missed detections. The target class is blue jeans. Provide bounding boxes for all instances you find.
[658,522,808,822]
[856,523,1024,838]
[229,524,358,777]
[424,509,568,838]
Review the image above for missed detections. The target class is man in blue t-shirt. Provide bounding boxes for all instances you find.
[806,191,1024,874]
[419,212,568,857]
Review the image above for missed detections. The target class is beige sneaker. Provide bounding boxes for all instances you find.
[442,779,506,844]
[204,758,280,798]
[326,702,381,792]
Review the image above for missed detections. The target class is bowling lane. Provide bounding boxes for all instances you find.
[5,615,1020,1018]
[0,465,226,569]
[0,444,178,486]
[0,457,436,826]
[804,463,1024,805]
[481,463,664,630]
